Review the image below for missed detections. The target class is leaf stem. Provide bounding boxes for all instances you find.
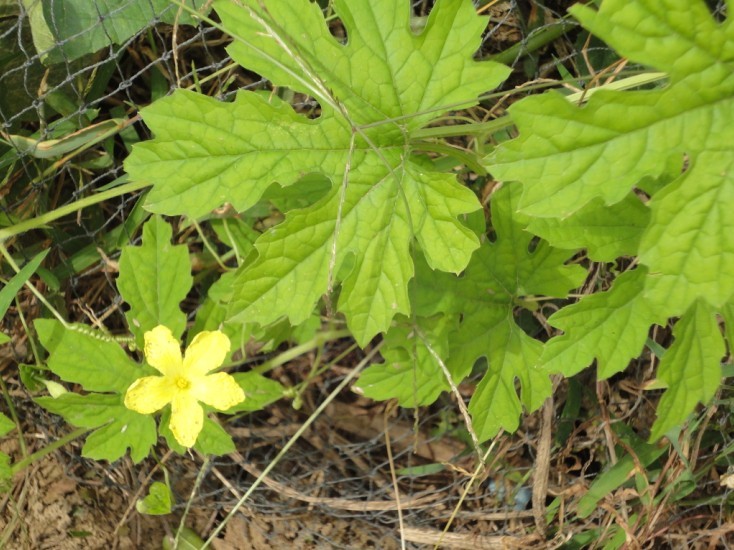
[250,328,352,375]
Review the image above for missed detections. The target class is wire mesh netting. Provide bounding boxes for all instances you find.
[2,0,734,548]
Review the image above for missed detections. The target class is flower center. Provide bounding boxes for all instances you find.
[174,376,191,391]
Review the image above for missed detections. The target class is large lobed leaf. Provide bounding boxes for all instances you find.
[35,319,158,463]
[359,185,586,441]
[540,268,666,380]
[489,0,734,311]
[488,0,734,438]
[451,185,585,440]
[124,0,510,345]
[36,393,157,464]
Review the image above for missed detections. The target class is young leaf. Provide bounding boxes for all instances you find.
[35,319,149,393]
[466,318,547,440]
[540,268,667,379]
[124,0,510,345]
[136,481,173,516]
[649,300,725,441]
[36,393,157,463]
[117,215,193,346]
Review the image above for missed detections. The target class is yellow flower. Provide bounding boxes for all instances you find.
[124,325,245,448]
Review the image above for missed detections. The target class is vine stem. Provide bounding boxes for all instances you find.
[0,179,150,242]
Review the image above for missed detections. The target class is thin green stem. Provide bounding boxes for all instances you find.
[412,141,487,175]
[412,117,513,140]
[14,296,41,367]
[174,455,211,549]
[411,71,667,141]
[486,19,577,66]
[10,427,90,474]
[250,329,352,375]
[192,219,230,272]
[0,179,150,242]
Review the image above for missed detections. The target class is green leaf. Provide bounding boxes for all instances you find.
[0,333,9,345]
[639,152,734,310]
[489,0,734,314]
[36,393,157,463]
[227,371,285,412]
[356,315,454,408]
[466,320,548,440]
[194,418,235,456]
[385,185,584,440]
[125,0,510,345]
[540,268,666,379]
[490,0,734,215]
[0,249,48,320]
[136,481,173,516]
[526,193,650,262]
[453,186,584,440]
[649,300,725,441]
[117,215,192,346]
[35,319,148,393]
[218,0,501,127]
[38,0,206,63]
[158,408,236,456]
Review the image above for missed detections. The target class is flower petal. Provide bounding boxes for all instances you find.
[193,373,245,411]
[124,376,175,414]
[169,393,204,448]
[183,330,230,376]
[144,325,182,375]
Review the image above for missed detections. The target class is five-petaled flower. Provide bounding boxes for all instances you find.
[124,325,245,448]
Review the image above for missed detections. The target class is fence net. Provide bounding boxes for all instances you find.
[1,0,733,548]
